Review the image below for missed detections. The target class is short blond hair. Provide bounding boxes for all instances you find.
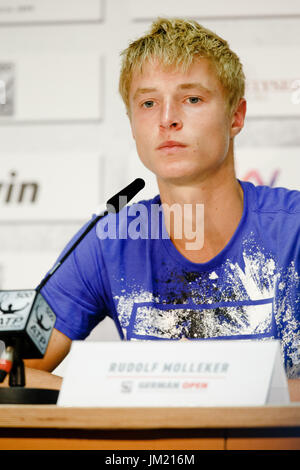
[119,17,245,116]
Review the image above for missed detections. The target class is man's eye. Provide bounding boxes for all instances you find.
[142,100,154,108]
[187,97,201,104]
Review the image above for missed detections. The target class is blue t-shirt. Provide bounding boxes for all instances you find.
[41,180,300,378]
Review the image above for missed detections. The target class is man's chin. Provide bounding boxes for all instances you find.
[156,171,202,187]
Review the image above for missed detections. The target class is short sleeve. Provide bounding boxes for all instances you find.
[40,218,110,340]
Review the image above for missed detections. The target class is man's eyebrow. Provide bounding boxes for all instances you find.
[132,83,213,100]
[133,87,157,100]
[179,83,212,95]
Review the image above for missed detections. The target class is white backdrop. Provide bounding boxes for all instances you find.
[0,0,299,374]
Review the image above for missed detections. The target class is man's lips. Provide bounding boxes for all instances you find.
[157,141,187,150]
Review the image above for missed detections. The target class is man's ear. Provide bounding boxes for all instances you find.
[230,98,247,138]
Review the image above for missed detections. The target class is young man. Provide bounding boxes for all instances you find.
[11,18,300,390]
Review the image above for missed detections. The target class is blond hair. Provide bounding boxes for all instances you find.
[119,17,245,116]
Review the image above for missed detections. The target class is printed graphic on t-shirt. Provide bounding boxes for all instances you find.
[114,234,300,377]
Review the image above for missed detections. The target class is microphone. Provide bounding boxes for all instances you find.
[106,177,145,212]
[37,178,145,291]
[0,178,145,402]
[0,288,58,401]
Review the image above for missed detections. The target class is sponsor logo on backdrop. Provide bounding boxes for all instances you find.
[0,0,102,24]
[246,77,300,108]
[247,78,296,95]
[242,169,280,187]
[291,79,300,105]
[0,63,14,116]
[0,171,39,204]
[0,154,101,221]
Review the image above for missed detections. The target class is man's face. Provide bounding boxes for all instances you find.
[129,57,239,185]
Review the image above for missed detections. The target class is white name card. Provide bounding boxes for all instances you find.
[57,340,290,407]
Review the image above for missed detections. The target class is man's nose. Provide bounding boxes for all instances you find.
[159,101,183,130]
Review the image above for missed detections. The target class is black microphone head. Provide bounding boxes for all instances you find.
[106,178,145,213]
[0,289,56,359]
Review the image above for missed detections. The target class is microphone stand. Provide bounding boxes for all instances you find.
[37,210,108,293]
[0,339,59,404]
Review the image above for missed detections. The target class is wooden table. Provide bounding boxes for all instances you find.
[0,404,300,450]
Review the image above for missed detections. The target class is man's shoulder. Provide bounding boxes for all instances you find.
[242,180,300,214]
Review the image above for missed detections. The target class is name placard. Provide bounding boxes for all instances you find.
[57,340,290,407]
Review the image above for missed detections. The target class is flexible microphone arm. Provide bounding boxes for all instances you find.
[0,178,145,399]
[36,178,145,292]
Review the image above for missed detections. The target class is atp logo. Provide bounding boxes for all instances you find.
[35,305,52,332]
[0,300,29,315]
[242,169,280,187]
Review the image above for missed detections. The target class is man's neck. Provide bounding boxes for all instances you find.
[157,154,244,263]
